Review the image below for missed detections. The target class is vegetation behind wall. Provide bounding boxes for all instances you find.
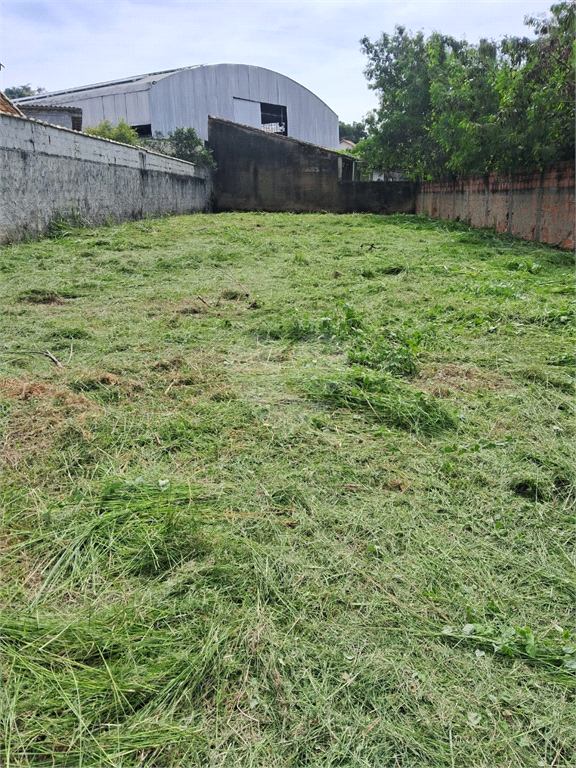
[0,114,211,243]
[356,1,575,180]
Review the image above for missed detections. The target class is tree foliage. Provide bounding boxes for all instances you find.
[84,120,140,145]
[356,1,575,178]
[339,121,367,143]
[141,127,215,168]
[4,84,46,99]
[359,27,441,177]
[496,2,575,169]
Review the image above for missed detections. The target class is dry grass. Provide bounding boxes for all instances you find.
[417,363,510,396]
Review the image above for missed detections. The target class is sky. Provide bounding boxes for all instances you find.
[1,0,555,123]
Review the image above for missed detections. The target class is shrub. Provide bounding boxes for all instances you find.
[84,119,140,145]
[141,127,215,168]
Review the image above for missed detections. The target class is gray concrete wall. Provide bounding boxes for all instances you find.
[18,106,81,130]
[416,163,575,249]
[209,117,415,214]
[0,113,212,243]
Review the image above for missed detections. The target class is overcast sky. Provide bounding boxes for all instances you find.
[1,0,554,123]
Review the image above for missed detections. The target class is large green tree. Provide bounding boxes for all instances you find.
[496,1,575,169]
[358,26,445,178]
[427,36,502,175]
[356,1,575,178]
[4,84,46,99]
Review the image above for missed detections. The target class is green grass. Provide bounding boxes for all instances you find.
[1,212,574,767]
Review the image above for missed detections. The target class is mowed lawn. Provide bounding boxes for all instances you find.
[1,212,574,768]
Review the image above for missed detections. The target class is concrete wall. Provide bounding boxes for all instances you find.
[0,113,212,243]
[209,117,415,215]
[19,105,82,131]
[416,163,575,249]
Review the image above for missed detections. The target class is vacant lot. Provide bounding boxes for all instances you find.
[1,213,574,767]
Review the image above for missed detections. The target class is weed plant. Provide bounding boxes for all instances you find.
[1,213,574,767]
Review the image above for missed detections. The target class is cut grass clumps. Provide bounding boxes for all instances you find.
[17,480,218,602]
[260,306,425,378]
[1,212,574,768]
[509,473,551,502]
[348,327,421,377]
[259,304,364,342]
[262,310,318,341]
[440,622,576,683]
[306,367,456,435]
[0,610,211,765]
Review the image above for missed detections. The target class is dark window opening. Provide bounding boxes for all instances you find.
[132,124,152,138]
[338,156,361,182]
[260,103,287,135]
[341,157,354,181]
[71,115,82,132]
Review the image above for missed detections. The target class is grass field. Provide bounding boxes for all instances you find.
[1,212,574,767]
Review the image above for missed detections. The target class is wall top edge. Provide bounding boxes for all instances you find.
[416,161,575,187]
[0,112,199,168]
[208,115,345,158]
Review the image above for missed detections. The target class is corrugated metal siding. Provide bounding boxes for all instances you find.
[233,98,262,128]
[149,64,338,147]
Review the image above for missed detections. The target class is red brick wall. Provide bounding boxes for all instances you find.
[416,162,574,249]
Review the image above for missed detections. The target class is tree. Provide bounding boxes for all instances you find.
[338,121,367,143]
[496,1,575,169]
[141,127,215,168]
[357,26,446,178]
[84,120,140,145]
[169,127,214,166]
[427,36,503,175]
[356,2,575,178]
[4,84,46,99]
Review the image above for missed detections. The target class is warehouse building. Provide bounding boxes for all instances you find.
[15,63,339,149]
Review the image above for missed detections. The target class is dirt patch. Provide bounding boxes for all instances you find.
[219,289,249,301]
[1,377,100,470]
[69,371,144,396]
[2,377,98,408]
[159,352,231,398]
[417,364,508,397]
[144,298,209,318]
[153,357,185,371]
[177,298,209,315]
[17,289,70,305]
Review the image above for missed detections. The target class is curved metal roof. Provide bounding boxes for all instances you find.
[14,64,339,148]
[14,64,335,114]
